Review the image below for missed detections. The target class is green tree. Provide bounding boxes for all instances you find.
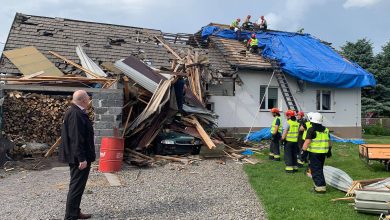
[340,38,390,117]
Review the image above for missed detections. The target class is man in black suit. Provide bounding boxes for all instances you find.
[59,90,95,220]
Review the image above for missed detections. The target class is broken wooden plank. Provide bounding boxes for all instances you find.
[49,51,102,79]
[125,148,154,161]
[20,71,45,79]
[182,116,216,149]
[44,137,61,158]
[154,155,189,164]
[122,106,133,138]
[154,36,183,61]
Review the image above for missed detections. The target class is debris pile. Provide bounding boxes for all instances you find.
[327,166,390,216]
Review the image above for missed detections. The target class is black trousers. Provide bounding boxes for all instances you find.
[270,132,281,158]
[308,152,326,187]
[65,163,91,220]
[284,141,298,168]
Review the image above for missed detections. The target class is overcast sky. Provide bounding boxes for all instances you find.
[0,0,389,53]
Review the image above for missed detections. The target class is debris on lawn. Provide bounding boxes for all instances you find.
[324,166,353,192]
[327,166,390,216]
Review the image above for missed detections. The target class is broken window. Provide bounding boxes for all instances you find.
[316,90,332,111]
[260,86,278,110]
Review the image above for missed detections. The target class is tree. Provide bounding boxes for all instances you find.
[340,38,374,69]
[340,38,390,117]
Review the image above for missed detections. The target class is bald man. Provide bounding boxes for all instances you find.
[59,90,95,220]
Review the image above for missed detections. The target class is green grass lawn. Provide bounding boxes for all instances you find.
[244,135,390,220]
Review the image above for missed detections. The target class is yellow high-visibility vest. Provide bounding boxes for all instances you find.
[286,119,299,142]
[270,116,282,134]
[250,38,258,47]
[302,121,312,140]
[308,128,330,153]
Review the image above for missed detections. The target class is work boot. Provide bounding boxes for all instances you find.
[311,186,326,194]
[273,157,281,161]
[78,212,92,219]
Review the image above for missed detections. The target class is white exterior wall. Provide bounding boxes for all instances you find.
[209,70,361,130]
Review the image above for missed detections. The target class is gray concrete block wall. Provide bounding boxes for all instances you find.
[91,90,123,150]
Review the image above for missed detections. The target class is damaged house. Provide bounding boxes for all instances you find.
[0,13,375,150]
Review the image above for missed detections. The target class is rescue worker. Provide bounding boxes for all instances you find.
[230,18,241,40]
[173,76,187,118]
[302,112,332,193]
[246,34,259,53]
[257,15,267,30]
[269,108,282,161]
[297,112,312,167]
[242,15,254,31]
[281,110,299,173]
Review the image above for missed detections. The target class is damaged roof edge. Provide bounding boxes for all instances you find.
[235,65,273,71]
[0,12,19,61]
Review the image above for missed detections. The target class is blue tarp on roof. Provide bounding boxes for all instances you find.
[201,26,376,88]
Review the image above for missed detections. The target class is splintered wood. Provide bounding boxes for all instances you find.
[3,91,72,146]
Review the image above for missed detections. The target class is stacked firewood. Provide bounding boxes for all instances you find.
[2,91,71,146]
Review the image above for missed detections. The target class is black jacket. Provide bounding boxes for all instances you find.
[59,104,96,164]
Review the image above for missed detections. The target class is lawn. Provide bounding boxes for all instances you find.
[244,135,390,220]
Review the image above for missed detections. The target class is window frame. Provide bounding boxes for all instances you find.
[316,89,333,112]
[260,85,279,111]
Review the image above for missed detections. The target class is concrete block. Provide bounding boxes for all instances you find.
[94,115,101,122]
[98,129,114,137]
[94,121,112,129]
[94,107,108,114]
[107,92,123,100]
[100,115,116,122]
[94,136,103,145]
[92,99,102,108]
[102,100,122,107]
[108,107,122,115]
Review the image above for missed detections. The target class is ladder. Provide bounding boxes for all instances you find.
[271,61,299,111]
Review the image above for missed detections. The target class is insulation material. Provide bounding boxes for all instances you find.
[3,46,63,77]
[365,178,390,191]
[76,45,107,78]
[323,166,353,192]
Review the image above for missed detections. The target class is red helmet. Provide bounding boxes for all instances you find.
[251,33,256,38]
[271,108,280,113]
[285,110,295,117]
[297,111,304,117]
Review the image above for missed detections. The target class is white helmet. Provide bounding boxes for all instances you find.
[310,112,323,124]
[306,112,314,121]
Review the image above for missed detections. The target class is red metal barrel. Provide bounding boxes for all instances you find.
[99,137,124,172]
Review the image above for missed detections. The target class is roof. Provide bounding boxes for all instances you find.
[0,13,235,76]
[210,37,272,70]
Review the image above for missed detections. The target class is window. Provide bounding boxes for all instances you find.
[260,86,278,110]
[316,90,332,111]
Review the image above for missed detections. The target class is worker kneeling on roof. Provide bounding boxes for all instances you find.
[281,110,300,173]
[247,33,259,54]
[302,112,332,193]
[269,108,282,161]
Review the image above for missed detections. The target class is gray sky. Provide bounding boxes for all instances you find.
[0,0,389,53]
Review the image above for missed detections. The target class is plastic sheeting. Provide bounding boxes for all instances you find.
[201,26,376,88]
[246,128,272,142]
[330,134,365,145]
